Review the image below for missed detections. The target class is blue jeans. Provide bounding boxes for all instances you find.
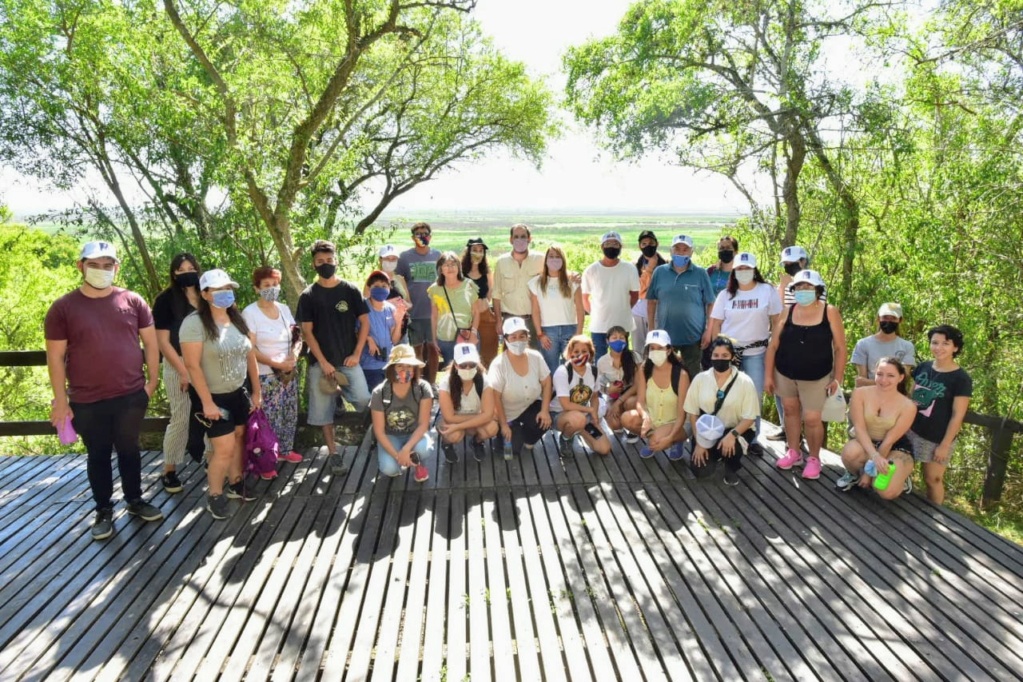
[540,324,576,374]
[377,432,435,477]
[739,352,765,437]
[307,362,371,425]
[591,332,608,361]
[361,368,386,395]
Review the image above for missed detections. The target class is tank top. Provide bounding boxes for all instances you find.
[864,411,897,442]
[646,381,678,428]
[775,303,833,381]
[470,274,489,300]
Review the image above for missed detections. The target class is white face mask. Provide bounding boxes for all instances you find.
[457,367,477,381]
[381,260,398,273]
[507,340,528,356]
[84,266,115,289]
[734,270,755,285]
[648,349,668,367]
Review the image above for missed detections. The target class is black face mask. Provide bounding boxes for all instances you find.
[603,246,622,260]
[879,321,899,334]
[640,244,658,258]
[711,358,733,373]
[784,262,802,276]
[315,263,337,279]
[175,271,199,288]
[718,250,735,264]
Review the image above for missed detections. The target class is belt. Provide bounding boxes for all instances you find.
[501,313,531,319]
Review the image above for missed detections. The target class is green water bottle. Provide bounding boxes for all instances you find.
[873,459,896,492]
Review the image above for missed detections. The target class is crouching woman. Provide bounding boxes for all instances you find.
[370,344,435,483]
[438,343,499,463]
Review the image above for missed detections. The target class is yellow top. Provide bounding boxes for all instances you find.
[646,381,678,428]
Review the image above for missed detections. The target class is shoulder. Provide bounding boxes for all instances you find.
[416,378,434,396]
[242,301,260,315]
[179,311,202,333]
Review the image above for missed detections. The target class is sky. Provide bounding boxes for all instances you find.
[0,0,744,219]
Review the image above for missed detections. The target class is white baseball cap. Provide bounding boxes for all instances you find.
[781,245,808,264]
[878,302,903,318]
[792,269,824,288]
[600,231,623,246]
[453,343,480,365]
[79,241,118,262]
[695,414,726,449]
[378,244,398,259]
[199,269,239,290]
[734,252,757,268]
[645,329,672,347]
[672,234,695,248]
[502,317,529,336]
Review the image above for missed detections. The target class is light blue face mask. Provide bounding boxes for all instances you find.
[672,254,690,268]
[793,289,817,306]
[211,290,236,309]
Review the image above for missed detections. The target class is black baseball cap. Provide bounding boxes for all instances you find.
[466,237,488,250]
[638,230,658,243]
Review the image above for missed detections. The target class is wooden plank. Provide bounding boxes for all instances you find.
[418,490,450,682]
[480,491,516,681]
[444,492,469,682]
[391,487,436,682]
[464,490,492,682]
[496,490,542,681]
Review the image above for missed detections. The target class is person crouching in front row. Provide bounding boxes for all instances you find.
[370,344,435,483]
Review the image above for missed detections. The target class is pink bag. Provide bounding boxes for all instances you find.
[244,408,280,477]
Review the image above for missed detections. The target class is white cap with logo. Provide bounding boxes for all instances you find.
[79,241,119,262]
[454,343,480,365]
[199,269,240,290]
[672,234,694,248]
[600,231,623,246]
[734,252,757,268]
[792,269,824,287]
[502,317,530,336]
[781,245,808,264]
[378,244,398,259]
[645,329,672,347]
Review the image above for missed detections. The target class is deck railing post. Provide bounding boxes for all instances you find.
[981,422,1014,511]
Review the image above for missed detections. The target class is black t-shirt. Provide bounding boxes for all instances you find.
[151,288,195,356]
[910,361,973,443]
[296,280,369,366]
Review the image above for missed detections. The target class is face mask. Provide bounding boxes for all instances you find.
[649,349,668,366]
[211,290,236,308]
[546,257,563,272]
[369,287,390,302]
[457,367,477,381]
[381,260,398,273]
[734,270,755,285]
[793,290,816,306]
[259,286,281,302]
[507,340,528,356]
[718,250,735,264]
[84,267,115,289]
[711,358,732,373]
[602,246,622,260]
[784,262,802,277]
[641,245,658,258]
[608,339,628,354]
[471,251,484,263]
[175,271,199,288]
[395,369,413,384]
[315,263,336,279]
[571,353,589,366]
[672,255,690,269]
[512,238,529,253]
[415,234,431,246]
[879,321,899,334]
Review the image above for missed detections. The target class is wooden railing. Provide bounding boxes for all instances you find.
[2,349,1021,507]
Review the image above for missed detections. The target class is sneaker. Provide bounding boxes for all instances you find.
[766,431,786,441]
[414,463,430,482]
[902,476,913,496]
[282,451,304,463]
[503,441,514,461]
[666,442,686,461]
[329,452,348,475]
[723,470,740,486]
[226,480,256,501]
[558,435,574,458]
[126,499,164,522]
[259,470,278,481]
[747,442,765,458]
[801,457,822,480]
[835,470,857,491]
[639,445,654,459]
[523,441,535,451]
[207,493,231,520]
[442,443,459,464]
[91,508,114,541]
[623,431,640,444]
[472,439,486,462]
[776,448,804,470]
[161,471,183,494]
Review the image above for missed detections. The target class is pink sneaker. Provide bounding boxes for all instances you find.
[801,457,822,480]
[776,448,804,470]
[259,470,278,481]
[414,463,429,483]
[282,451,304,463]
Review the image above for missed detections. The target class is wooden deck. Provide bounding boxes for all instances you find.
[1,424,1023,681]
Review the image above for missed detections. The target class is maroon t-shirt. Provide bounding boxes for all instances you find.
[44,288,155,403]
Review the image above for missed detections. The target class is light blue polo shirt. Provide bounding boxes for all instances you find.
[646,263,715,346]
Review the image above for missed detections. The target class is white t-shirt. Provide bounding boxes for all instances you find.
[487,350,551,421]
[527,275,579,328]
[242,302,296,375]
[438,372,490,414]
[596,350,642,395]
[581,261,641,333]
[709,283,782,356]
[552,362,599,414]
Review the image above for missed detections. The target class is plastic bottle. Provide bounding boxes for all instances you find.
[870,459,896,491]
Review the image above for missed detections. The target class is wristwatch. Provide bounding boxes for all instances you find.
[730,429,740,438]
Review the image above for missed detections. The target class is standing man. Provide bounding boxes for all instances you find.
[491,223,544,348]
[297,240,371,474]
[396,222,441,378]
[581,231,640,360]
[851,302,916,386]
[646,234,715,379]
[45,241,164,541]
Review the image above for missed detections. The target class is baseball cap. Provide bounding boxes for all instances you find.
[878,302,903,318]
[366,269,390,283]
[645,329,672,347]
[79,241,118,262]
[453,343,480,365]
[695,414,726,449]
[199,269,239,290]
[781,245,808,264]
[734,252,757,268]
[600,231,623,246]
[672,234,694,248]
[502,317,529,336]
[637,230,657,243]
[378,244,398,259]
[466,237,488,250]
[792,269,824,287]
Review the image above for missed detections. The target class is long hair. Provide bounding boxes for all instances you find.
[163,252,200,320]
[196,289,250,341]
[539,245,573,299]
[446,361,486,412]
[606,325,637,385]
[876,356,909,396]
[435,252,464,286]
[726,267,767,298]
[642,345,683,381]
[461,247,489,277]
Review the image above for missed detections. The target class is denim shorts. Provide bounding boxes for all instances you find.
[307,362,371,425]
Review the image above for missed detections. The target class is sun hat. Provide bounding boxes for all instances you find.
[384,344,426,368]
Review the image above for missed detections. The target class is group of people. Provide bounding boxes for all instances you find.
[45,226,971,541]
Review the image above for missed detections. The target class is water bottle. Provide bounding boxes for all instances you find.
[865,459,895,491]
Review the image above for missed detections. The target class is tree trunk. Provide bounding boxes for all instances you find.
[781,133,806,248]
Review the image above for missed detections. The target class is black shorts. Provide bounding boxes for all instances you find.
[188,386,250,439]
[873,436,914,458]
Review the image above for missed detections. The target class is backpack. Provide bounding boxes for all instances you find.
[244,408,280,477]
[562,361,598,384]
[381,380,427,415]
[643,360,687,395]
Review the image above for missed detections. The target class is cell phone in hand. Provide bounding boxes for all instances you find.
[584,423,603,439]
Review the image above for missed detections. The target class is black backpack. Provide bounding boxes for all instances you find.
[380,380,427,415]
[643,360,687,395]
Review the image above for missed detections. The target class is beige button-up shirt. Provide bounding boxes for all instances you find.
[492,251,544,316]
